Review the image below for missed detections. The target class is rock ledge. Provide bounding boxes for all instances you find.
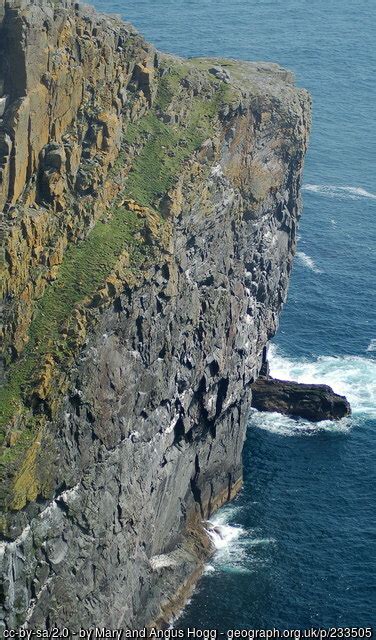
[251,376,351,422]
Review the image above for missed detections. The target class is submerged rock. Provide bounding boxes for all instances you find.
[251,376,351,421]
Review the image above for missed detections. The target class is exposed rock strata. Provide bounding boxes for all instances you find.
[251,376,351,421]
[0,0,311,631]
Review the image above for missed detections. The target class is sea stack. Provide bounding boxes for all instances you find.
[0,0,311,630]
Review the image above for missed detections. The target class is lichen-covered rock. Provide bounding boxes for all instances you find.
[0,0,156,363]
[0,0,311,632]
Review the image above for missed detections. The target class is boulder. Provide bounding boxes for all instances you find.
[209,66,231,83]
[251,376,351,421]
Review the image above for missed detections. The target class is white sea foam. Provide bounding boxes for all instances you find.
[303,184,376,201]
[250,344,376,436]
[248,537,276,546]
[269,344,376,418]
[296,251,322,273]
[205,515,244,550]
[203,505,276,576]
[203,508,250,571]
[366,339,376,352]
[204,564,216,573]
[169,511,248,624]
[250,409,352,437]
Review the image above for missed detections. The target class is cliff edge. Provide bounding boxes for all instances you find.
[0,0,311,630]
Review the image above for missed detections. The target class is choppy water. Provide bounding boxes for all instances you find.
[94,0,376,628]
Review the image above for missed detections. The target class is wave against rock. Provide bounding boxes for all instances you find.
[251,376,351,422]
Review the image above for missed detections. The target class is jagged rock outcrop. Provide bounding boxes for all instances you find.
[251,376,351,421]
[0,0,311,631]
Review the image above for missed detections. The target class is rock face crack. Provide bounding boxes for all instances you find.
[190,455,204,518]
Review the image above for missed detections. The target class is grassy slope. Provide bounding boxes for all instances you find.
[0,207,144,432]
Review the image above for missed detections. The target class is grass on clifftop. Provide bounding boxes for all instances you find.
[123,62,229,209]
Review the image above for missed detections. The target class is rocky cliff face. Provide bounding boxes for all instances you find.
[0,0,311,631]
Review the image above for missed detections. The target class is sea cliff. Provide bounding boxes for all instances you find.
[0,0,311,629]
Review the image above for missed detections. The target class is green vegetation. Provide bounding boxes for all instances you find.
[0,207,144,434]
[0,58,231,506]
[123,63,229,209]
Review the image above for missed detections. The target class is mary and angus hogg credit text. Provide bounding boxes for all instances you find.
[3,627,374,639]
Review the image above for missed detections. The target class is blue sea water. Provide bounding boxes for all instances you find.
[93,0,376,628]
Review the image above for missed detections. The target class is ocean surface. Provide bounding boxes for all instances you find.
[94,0,376,628]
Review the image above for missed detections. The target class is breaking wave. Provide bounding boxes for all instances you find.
[205,509,245,551]
[250,345,376,436]
[203,507,274,575]
[269,345,376,417]
[250,409,352,437]
[303,184,376,200]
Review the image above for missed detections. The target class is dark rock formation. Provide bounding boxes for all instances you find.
[0,0,311,631]
[251,376,351,421]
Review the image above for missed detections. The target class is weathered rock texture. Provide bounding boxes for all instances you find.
[251,376,351,421]
[0,0,154,364]
[0,0,311,631]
